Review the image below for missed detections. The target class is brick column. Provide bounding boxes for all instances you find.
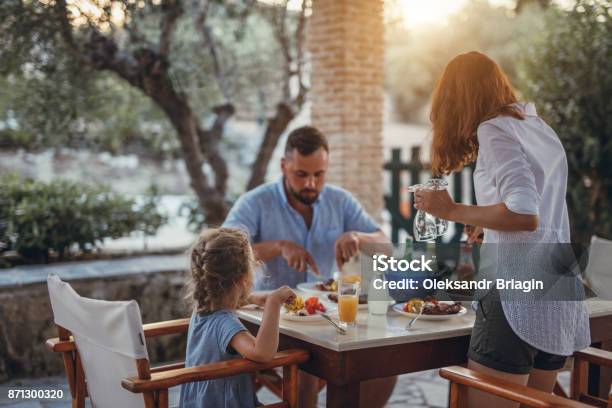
[309,0,384,221]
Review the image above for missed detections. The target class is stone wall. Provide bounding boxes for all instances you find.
[309,0,385,221]
[0,256,190,382]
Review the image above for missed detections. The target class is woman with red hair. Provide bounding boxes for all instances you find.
[414,51,590,407]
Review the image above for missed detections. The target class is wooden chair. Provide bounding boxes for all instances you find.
[440,366,591,408]
[571,347,612,407]
[440,347,612,408]
[46,275,308,408]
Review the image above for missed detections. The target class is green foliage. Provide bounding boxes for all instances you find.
[386,0,546,122]
[518,0,612,241]
[0,174,167,263]
[179,192,239,233]
[179,198,207,234]
[0,0,285,158]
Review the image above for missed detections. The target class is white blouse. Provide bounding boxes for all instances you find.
[473,102,590,355]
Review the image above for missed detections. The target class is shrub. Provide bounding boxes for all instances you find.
[518,0,612,242]
[0,174,167,263]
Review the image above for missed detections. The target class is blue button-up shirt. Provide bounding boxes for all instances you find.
[222,178,380,290]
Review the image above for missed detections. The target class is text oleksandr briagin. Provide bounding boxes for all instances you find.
[371,254,544,294]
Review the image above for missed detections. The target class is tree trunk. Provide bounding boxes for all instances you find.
[198,104,234,196]
[247,103,294,190]
[142,73,229,226]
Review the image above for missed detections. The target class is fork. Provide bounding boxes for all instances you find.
[406,307,423,330]
[319,312,346,334]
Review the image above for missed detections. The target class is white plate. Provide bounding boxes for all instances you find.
[281,309,337,322]
[297,282,335,296]
[392,302,467,320]
[281,311,324,322]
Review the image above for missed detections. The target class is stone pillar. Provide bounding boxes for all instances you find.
[309,0,384,221]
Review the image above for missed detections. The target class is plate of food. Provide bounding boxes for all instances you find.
[297,276,361,295]
[297,278,337,295]
[393,297,467,320]
[282,295,331,322]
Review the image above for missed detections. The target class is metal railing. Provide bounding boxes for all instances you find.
[383,146,476,243]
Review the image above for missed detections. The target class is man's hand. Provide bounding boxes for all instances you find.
[335,232,360,271]
[280,241,320,275]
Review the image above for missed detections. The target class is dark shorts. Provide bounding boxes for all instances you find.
[468,289,567,375]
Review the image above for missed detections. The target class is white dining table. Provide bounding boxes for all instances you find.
[237,295,612,407]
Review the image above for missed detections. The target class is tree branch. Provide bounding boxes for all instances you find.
[159,0,183,56]
[246,0,310,190]
[273,2,292,102]
[54,0,91,66]
[54,0,229,224]
[194,0,234,101]
[291,0,309,111]
[198,104,235,194]
[247,103,294,190]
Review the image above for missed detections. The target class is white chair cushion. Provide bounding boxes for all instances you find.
[47,274,148,408]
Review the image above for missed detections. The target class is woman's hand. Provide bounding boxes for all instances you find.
[414,189,457,220]
[464,225,484,244]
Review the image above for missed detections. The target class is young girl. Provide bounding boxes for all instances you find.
[179,227,295,408]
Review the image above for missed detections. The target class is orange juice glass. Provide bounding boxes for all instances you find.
[338,279,360,327]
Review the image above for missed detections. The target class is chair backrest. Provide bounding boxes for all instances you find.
[584,236,612,300]
[47,274,148,408]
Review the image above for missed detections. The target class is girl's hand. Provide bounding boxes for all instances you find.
[414,189,457,219]
[247,292,268,307]
[268,285,296,306]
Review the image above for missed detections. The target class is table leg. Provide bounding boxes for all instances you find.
[326,381,360,408]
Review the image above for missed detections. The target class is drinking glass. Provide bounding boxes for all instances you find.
[338,278,360,327]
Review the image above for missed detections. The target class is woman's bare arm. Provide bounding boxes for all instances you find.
[449,202,538,231]
[415,189,538,232]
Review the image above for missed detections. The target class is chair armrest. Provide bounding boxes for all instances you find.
[150,362,185,373]
[143,318,190,338]
[45,337,76,352]
[439,366,591,408]
[122,349,309,393]
[46,318,191,352]
[574,347,612,368]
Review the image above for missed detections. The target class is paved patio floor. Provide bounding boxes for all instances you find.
[0,369,570,408]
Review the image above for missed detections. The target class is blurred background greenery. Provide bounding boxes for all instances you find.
[0,0,610,263]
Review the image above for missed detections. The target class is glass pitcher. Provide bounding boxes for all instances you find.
[406,178,449,242]
[426,178,449,237]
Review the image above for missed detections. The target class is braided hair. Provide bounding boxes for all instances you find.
[186,227,255,314]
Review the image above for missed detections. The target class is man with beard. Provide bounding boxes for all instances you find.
[223,125,389,289]
[222,125,395,408]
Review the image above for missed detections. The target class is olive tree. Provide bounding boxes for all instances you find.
[0,0,310,225]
